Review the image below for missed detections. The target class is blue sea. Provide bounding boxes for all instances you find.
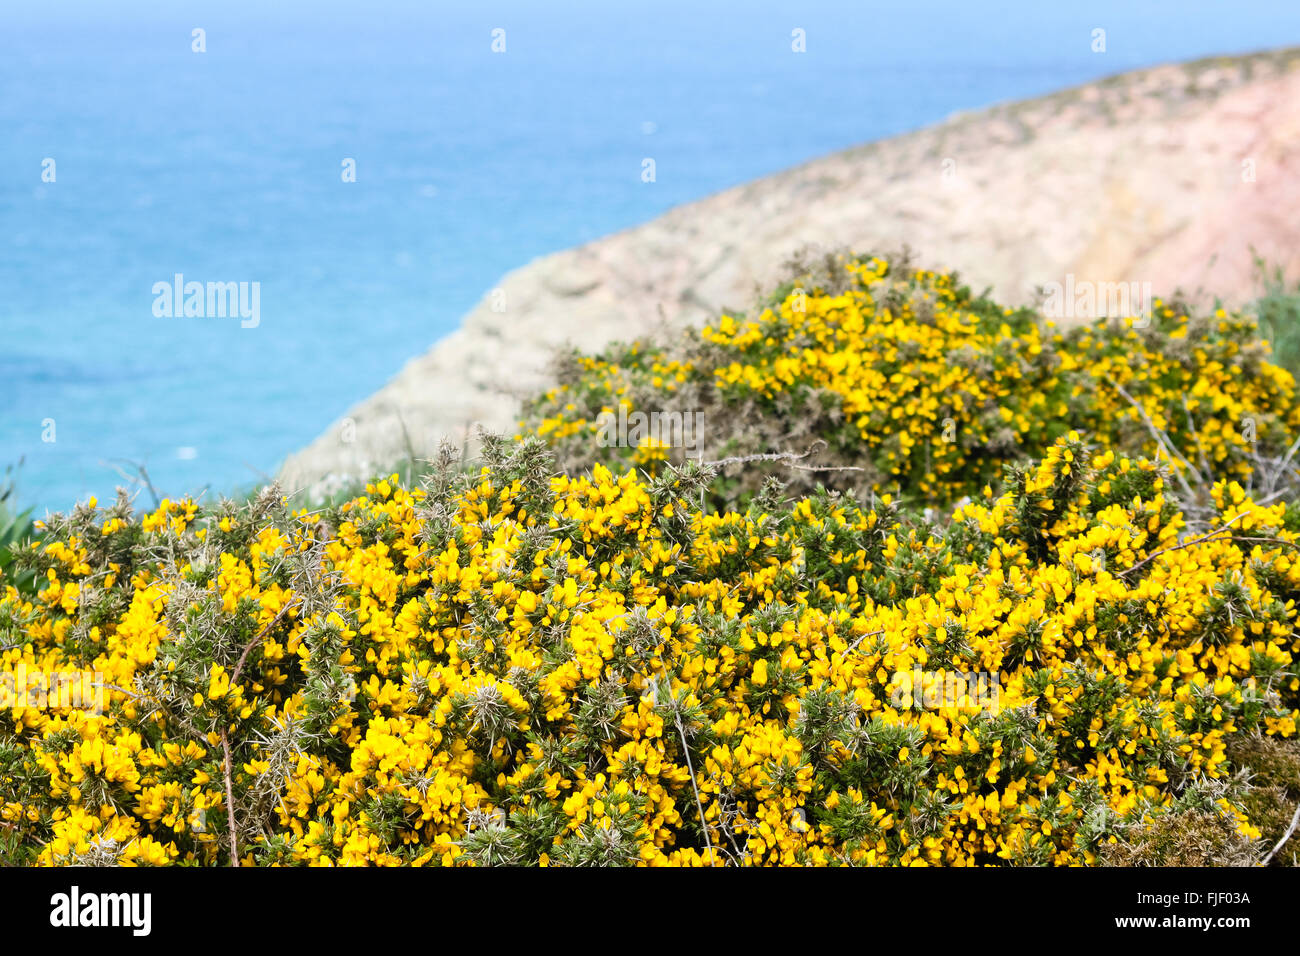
[4,0,1299,515]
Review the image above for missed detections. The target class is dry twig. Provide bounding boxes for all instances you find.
[704,440,865,474]
[220,728,239,867]
[1260,800,1300,867]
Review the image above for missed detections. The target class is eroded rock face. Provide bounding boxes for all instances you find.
[278,49,1300,501]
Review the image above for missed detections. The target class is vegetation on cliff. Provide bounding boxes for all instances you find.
[522,254,1300,512]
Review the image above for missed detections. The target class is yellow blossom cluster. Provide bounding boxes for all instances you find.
[1,429,1295,865]
[522,256,1300,508]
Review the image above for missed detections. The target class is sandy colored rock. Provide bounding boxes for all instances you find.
[279,48,1300,500]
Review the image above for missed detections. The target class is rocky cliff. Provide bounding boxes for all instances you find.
[279,47,1300,500]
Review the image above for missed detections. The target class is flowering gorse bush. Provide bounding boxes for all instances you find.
[2,430,1297,866]
[523,255,1300,510]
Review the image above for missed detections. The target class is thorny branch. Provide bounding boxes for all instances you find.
[220,728,238,867]
[704,440,865,474]
[1260,799,1300,866]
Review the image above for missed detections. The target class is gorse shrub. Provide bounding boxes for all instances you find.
[1,431,1297,866]
[522,255,1300,512]
[3,253,1299,866]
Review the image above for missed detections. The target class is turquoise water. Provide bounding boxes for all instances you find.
[4,0,1299,515]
